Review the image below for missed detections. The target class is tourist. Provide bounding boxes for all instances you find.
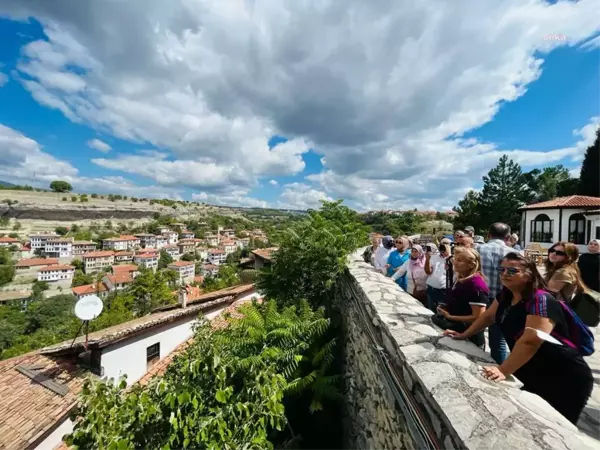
[391,244,428,305]
[544,241,585,302]
[474,235,485,246]
[434,247,488,348]
[386,236,410,290]
[363,234,381,264]
[508,233,523,252]
[453,230,465,244]
[444,253,593,425]
[477,223,514,364]
[464,226,475,241]
[578,239,600,293]
[461,236,475,249]
[373,236,394,274]
[425,241,450,312]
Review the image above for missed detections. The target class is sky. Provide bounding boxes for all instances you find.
[0,0,598,212]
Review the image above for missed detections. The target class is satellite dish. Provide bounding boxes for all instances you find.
[75,295,104,321]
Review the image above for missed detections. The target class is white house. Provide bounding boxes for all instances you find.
[134,253,159,271]
[72,240,96,256]
[102,236,140,251]
[163,244,180,259]
[72,282,109,299]
[0,236,21,249]
[135,234,157,249]
[208,248,227,265]
[180,230,195,240]
[167,261,196,285]
[520,195,600,254]
[37,264,75,282]
[196,246,208,261]
[162,230,179,245]
[219,240,238,255]
[43,238,73,258]
[204,232,219,247]
[29,232,59,250]
[83,251,115,274]
[155,235,168,249]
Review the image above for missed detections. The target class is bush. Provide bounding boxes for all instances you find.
[62,197,67,201]
[50,180,73,193]
[71,196,78,202]
[91,193,98,198]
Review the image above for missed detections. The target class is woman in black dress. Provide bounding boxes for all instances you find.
[578,239,600,293]
[444,253,593,424]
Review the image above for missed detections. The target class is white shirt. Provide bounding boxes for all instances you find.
[391,260,428,291]
[373,246,392,272]
[426,253,447,289]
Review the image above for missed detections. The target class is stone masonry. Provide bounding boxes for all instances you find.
[339,249,599,450]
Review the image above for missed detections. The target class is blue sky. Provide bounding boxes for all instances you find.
[0,1,598,211]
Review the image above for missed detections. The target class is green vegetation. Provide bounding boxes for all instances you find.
[130,267,176,315]
[202,265,239,292]
[158,249,174,269]
[578,127,599,197]
[55,226,69,236]
[50,180,73,193]
[0,248,15,287]
[360,210,425,236]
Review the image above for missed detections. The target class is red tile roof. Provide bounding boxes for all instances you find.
[0,352,86,450]
[208,248,225,254]
[113,264,138,273]
[104,272,134,285]
[520,195,600,210]
[15,258,59,268]
[194,275,205,284]
[0,236,20,243]
[182,283,255,306]
[114,251,133,256]
[72,283,108,296]
[203,264,219,270]
[38,264,75,272]
[135,253,157,259]
[83,251,114,258]
[251,247,278,262]
[168,261,194,267]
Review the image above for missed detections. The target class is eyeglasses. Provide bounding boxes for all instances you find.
[499,267,522,276]
[548,249,567,257]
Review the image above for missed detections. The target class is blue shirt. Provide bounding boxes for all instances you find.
[387,249,410,290]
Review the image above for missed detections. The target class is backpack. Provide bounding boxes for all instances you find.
[570,290,600,327]
[552,300,595,357]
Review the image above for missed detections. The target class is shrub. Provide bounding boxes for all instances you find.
[71,196,78,202]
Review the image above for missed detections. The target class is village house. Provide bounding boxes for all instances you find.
[14,258,59,278]
[201,263,219,277]
[72,282,109,299]
[237,237,250,248]
[72,240,96,256]
[102,235,140,251]
[180,230,195,240]
[134,252,159,271]
[208,248,227,265]
[520,195,600,254]
[219,228,236,238]
[163,244,181,260]
[204,231,219,246]
[83,251,115,274]
[196,246,208,261]
[251,247,278,270]
[114,250,134,264]
[0,286,256,450]
[103,265,139,291]
[161,230,179,245]
[167,261,196,286]
[177,239,196,255]
[43,237,73,258]
[219,240,238,255]
[135,233,157,249]
[155,235,168,249]
[29,232,59,250]
[0,236,21,249]
[37,264,75,283]
[158,227,172,234]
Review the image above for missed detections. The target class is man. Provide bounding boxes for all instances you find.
[464,226,475,238]
[425,240,451,311]
[461,236,475,248]
[373,235,394,274]
[464,226,478,249]
[477,222,514,364]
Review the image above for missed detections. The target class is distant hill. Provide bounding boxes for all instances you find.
[0,180,16,187]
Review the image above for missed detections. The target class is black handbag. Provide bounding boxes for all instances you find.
[571,290,600,327]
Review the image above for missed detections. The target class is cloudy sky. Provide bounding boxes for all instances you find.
[0,0,598,211]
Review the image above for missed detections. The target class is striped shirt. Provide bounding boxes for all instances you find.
[477,239,515,302]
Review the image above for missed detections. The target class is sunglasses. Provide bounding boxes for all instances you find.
[395,240,403,244]
[548,249,567,257]
[499,267,522,276]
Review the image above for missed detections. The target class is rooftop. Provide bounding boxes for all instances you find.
[104,272,134,285]
[112,264,138,272]
[83,251,114,258]
[0,290,32,303]
[0,236,20,243]
[15,258,59,268]
[38,264,75,272]
[251,247,278,261]
[134,253,157,259]
[520,195,600,210]
[72,283,108,296]
[72,240,95,245]
[114,250,134,256]
[168,261,194,267]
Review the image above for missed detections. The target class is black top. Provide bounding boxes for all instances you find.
[495,289,589,387]
[578,253,600,292]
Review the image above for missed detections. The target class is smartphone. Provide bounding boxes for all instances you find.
[425,245,432,252]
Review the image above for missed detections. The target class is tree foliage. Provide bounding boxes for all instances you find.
[0,248,15,287]
[130,268,175,315]
[452,190,483,233]
[578,127,599,197]
[50,180,73,193]
[258,200,368,310]
[359,211,424,236]
[67,300,337,449]
[158,250,174,269]
[526,165,578,202]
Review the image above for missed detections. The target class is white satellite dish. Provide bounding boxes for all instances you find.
[74,295,104,321]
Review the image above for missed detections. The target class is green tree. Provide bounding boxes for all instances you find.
[12,221,21,231]
[453,190,483,233]
[72,270,94,287]
[526,165,578,202]
[0,248,15,287]
[50,180,73,193]
[71,259,84,271]
[578,127,599,197]
[158,250,173,269]
[130,268,174,315]
[55,226,69,236]
[477,155,534,232]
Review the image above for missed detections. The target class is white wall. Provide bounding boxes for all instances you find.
[523,208,592,253]
[33,417,73,450]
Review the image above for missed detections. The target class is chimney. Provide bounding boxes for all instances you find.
[178,286,188,308]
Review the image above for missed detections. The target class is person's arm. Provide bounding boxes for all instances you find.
[424,253,433,275]
[391,259,409,281]
[484,315,553,381]
[440,304,485,323]
[443,299,498,338]
[546,271,572,295]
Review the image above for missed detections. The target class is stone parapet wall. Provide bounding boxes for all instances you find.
[338,250,597,450]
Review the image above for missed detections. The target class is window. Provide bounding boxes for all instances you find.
[568,213,586,245]
[146,343,160,369]
[530,214,553,243]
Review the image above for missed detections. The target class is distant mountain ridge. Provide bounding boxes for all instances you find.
[0,180,16,187]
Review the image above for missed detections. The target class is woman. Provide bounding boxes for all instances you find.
[544,242,585,302]
[374,236,394,274]
[391,244,428,306]
[578,239,600,293]
[444,253,593,424]
[386,236,410,290]
[508,233,523,252]
[363,235,381,264]
[424,242,450,312]
[434,247,488,348]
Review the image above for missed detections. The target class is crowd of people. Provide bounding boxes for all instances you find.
[363,224,600,425]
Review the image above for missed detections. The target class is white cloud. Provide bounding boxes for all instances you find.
[277,183,333,210]
[192,189,268,209]
[86,138,111,152]
[269,180,278,187]
[0,0,598,210]
[0,72,7,87]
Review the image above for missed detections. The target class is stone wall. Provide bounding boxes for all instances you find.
[338,250,598,450]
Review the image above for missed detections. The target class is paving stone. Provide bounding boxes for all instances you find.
[440,351,472,369]
[410,323,439,337]
[433,388,480,440]
[478,391,519,423]
[412,361,456,391]
[437,336,496,362]
[399,342,436,364]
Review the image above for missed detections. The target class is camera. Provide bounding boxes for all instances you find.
[425,245,432,252]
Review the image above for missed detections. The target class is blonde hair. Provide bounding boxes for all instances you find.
[453,247,485,281]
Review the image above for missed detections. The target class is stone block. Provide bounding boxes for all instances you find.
[437,336,496,362]
[412,361,457,391]
[440,351,472,369]
[399,342,436,364]
[432,388,480,441]
[477,391,518,423]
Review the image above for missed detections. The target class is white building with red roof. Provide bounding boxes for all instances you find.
[0,236,21,249]
[208,248,226,265]
[37,264,75,282]
[167,261,196,285]
[134,252,159,271]
[83,251,115,273]
[520,195,600,253]
[72,240,96,256]
[72,282,109,299]
[43,237,73,258]
[102,235,140,251]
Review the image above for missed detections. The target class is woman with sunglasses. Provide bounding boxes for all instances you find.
[544,242,586,302]
[386,236,410,291]
[444,253,593,424]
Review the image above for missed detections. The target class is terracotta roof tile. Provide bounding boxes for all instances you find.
[104,272,134,285]
[83,251,114,258]
[15,258,59,268]
[72,283,108,296]
[168,261,194,267]
[0,237,20,243]
[112,264,138,273]
[251,247,278,261]
[114,251,133,256]
[38,265,75,272]
[520,195,600,210]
